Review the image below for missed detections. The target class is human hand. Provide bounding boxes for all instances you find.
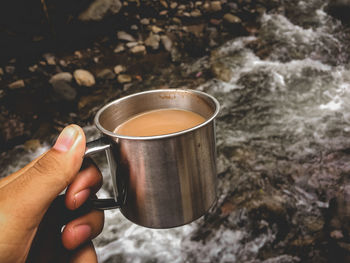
[0,125,104,263]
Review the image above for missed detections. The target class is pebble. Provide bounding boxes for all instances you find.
[8,79,25,89]
[117,31,136,42]
[74,51,83,59]
[223,13,242,24]
[145,34,160,50]
[172,17,182,24]
[126,42,139,48]
[49,72,73,84]
[5,66,15,74]
[24,139,41,151]
[53,81,77,101]
[114,44,125,53]
[59,60,68,67]
[114,65,126,74]
[130,45,146,55]
[178,4,186,10]
[191,10,202,17]
[140,18,150,25]
[97,68,116,79]
[160,0,168,8]
[159,10,168,16]
[0,68,3,75]
[43,53,56,65]
[160,35,173,52]
[118,74,132,83]
[151,25,163,33]
[131,24,138,30]
[28,65,38,72]
[210,18,222,25]
[170,2,178,9]
[195,1,202,7]
[73,69,96,87]
[210,1,222,12]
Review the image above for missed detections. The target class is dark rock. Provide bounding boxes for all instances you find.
[52,81,77,101]
[97,68,116,79]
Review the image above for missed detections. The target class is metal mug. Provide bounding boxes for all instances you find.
[86,89,220,228]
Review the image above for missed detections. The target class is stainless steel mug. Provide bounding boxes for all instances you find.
[86,89,220,228]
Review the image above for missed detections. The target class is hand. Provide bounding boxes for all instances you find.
[0,125,104,263]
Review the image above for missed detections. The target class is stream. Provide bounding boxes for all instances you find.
[2,0,350,262]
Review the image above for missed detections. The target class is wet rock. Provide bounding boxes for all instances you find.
[223,13,242,24]
[53,81,77,101]
[151,25,163,34]
[73,69,96,87]
[5,66,15,74]
[211,62,232,82]
[97,68,116,79]
[49,72,73,84]
[191,10,202,17]
[140,18,150,25]
[130,45,146,55]
[114,65,126,74]
[210,1,222,12]
[24,139,41,151]
[117,74,132,83]
[8,80,25,89]
[170,2,178,9]
[114,44,125,53]
[160,35,173,52]
[79,0,122,21]
[145,34,160,50]
[117,31,136,42]
[43,53,56,65]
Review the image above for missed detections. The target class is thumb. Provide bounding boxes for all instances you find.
[3,125,86,219]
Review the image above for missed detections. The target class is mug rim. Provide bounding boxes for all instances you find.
[94,89,220,140]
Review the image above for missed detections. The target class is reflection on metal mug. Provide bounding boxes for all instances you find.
[86,89,220,228]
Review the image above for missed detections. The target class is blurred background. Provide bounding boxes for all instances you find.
[2,0,350,262]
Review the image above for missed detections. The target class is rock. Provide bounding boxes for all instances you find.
[117,31,136,42]
[183,12,191,17]
[160,0,168,8]
[223,13,241,24]
[145,34,160,50]
[191,10,202,17]
[52,81,77,101]
[211,62,232,82]
[159,10,168,16]
[79,0,122,21]
[24,139,41,151]
[160,35,173,52]
[210,18,222,25]
[43,53,56,65]
[49,72,73,84]
[140,18,150,25]
[170,2,178,9]
[195,1,202,7]
[97,69,116,79]
[210,1,222,12]
[178,4,186,10]
[151,25,163,33]
[117,74,132,83]
[59,60,68,67]
[74,51,83,58]
[114,44,125,53]
[172,17,182,24]
[8,79,25,89]
[130,24,138,30]
[73,69,96,87]
[126,42,139,48]
[0,68,3,75]
[130,45,146,55]
[5,65,15,74]
[114,65,126,74]
[28,65,38,72]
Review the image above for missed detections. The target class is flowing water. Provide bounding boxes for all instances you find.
[2,0,350,262]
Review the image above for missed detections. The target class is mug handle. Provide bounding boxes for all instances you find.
[85,137,122,210]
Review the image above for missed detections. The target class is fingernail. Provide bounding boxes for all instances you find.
[74,189,91,209]
[53,126,78,152]
[74,224,91,244]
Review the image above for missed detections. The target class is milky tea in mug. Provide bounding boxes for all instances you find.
[114,108,206,137]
